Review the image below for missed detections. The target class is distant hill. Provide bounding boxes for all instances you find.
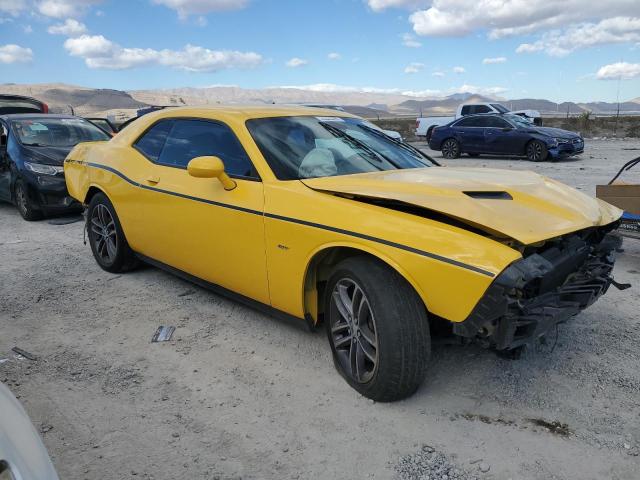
[2,83,639,118]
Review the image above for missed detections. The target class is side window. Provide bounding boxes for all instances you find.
[134,120,174,162]
[475,105,491,114]
[460,106,471,116]
[157,119,256,178]
[485,117,510,128]
[454,117,481,127]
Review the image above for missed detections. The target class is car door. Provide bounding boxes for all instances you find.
[0,121,11,202]
[132,118,270,305]
[452,116,485,152]
[484,117,527,155]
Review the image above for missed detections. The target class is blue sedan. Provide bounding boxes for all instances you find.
[428,113,584,162]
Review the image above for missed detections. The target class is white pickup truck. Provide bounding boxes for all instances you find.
[415,102,541,138]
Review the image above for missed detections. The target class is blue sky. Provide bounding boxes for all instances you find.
[1,0,639,102]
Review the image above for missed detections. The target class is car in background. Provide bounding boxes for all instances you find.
[64,105,622,401]
[0,114,111,220]
[0,382,59,479]
[416,102,542,138]
[429,113,583,162]
[303,104,404,141]
[0,94,49,115]
[85,117,118,135]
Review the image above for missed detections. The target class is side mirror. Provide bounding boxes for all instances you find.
[187,156,236,191]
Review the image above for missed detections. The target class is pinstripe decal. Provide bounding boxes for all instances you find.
[75,160,495,277]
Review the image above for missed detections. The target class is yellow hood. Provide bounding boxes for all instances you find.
[301,167,622,245]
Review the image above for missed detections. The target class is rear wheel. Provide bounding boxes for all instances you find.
[14,179,42,221]
[526,140,548,162]
[441,138,460,159]
[325,257,431,402]
[87,193,138,273]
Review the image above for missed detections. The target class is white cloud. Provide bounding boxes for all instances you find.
[596,62,640,80]
[152,0,248,18]
[409,1,640,39]
[516,17,640,56]
[48,18,87,36]
[368,0,427,12]
[23,24,32,33]
[483,56,507,64]
[327,52,341,60]
[64,34,263,71]
[285,57,308,68]
[276,82,507,98]
[0,44,33,63]
[432,70,445,77]
[404,62,425,74]
[452,66,465,73]
[401,33,422,48]
[0,0,28,16]
[37,0,102,18]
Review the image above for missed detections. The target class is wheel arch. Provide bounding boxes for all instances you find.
[84,184,108,205]
[301,243,428,326]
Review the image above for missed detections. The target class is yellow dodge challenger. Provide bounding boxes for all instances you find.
[64,106,625,401]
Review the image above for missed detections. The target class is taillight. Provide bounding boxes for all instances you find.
[42,103,49,113]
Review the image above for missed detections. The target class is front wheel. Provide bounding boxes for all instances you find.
[441,138,461,159]
[526,140,548,162]
[325,257,431,402]
[87,192,138,273]
[14,179,42,221]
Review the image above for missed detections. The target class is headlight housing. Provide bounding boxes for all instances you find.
[24,161,64,176]
[547,138,558,147]
[554,137,571,144]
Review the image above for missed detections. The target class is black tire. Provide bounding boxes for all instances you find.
[87,192,138,273]
[468,153,480,157]
[526,140,548,162]
[441,138,461,159]
[13,178,42,221]
[325,256,431,402]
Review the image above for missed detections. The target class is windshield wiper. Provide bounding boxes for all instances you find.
[318,121,401,169]
[356,123,441,166]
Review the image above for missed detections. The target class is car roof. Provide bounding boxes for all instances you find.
[0,113,81,121]
[139,105,358,121]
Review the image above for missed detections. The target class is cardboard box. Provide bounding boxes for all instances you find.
[596,183,640,215]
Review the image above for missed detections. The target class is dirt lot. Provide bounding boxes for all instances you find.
[1,139,639,480]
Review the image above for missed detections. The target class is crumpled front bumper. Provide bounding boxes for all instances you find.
[453,228,624,350]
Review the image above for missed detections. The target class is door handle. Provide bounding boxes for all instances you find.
[146,175,160,184]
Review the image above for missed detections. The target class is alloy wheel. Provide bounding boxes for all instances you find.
[528,142,543,161]
[90,204,118,263]
[15,183,28,216]
[329,278,379,383]
[442,139,459,159]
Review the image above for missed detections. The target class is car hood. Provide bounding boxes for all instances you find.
[22,145,72,166]
[300,168,621,245]
[530,126,581,139]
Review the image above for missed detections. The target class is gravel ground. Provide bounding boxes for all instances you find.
[1,139,639,480]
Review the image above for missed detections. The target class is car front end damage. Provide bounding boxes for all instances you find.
[453,224,628,351]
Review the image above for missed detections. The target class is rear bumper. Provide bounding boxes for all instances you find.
[453,227,622,350]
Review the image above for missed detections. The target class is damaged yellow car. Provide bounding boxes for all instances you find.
[64,106,625,401]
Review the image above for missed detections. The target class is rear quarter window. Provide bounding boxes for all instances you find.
[133,120,174,162]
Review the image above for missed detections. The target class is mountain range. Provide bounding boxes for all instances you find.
[2,83,639,119]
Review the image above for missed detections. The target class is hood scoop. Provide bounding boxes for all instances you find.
[463,191,512,200]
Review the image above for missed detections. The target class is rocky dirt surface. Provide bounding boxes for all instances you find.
[1,139,639,479]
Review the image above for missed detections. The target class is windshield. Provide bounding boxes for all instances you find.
[490,104,510,113]
[246,116,431,180]
[504,114,534,128]
[12,117,110,147]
